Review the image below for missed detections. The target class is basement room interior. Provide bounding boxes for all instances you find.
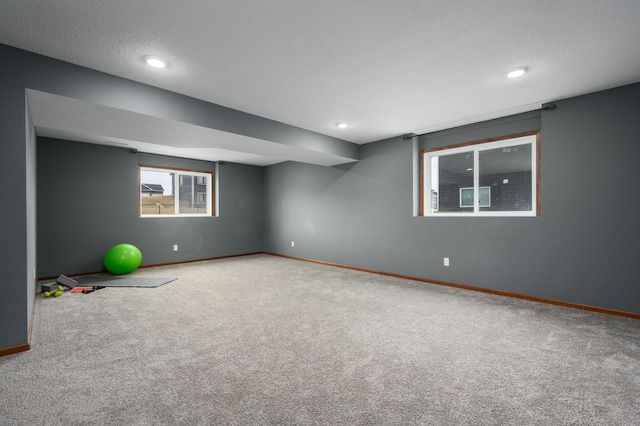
[1,1,639,425]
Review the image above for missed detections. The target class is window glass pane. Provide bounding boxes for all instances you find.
[478,143,532,211]
[140,170,175,215]
[422,132,538,217]
[433,151,474,214]
[178,174,193,214]
[178,174,208,214]
[140,167,212,217]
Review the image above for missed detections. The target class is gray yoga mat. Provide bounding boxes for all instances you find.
[75,276,177,288]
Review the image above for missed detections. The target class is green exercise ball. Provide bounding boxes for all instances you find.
[104,244,142,275]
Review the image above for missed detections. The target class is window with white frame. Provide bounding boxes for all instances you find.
[139,166,213,217]
[422,131,540,216]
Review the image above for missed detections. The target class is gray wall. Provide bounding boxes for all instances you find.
[0,49,31,349]
[37,139,263,277]
[0,43,350,351]
[264,83,640,314]
[2,40,639,353]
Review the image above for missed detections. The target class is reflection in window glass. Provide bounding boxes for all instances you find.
[431,151,474,213]
[479,143,531,212]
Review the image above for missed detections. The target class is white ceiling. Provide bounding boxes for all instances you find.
[2,1,640,165]
[26,90,357,166]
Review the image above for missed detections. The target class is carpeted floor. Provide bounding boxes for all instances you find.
[1,254,639,425]
[72,275,178,288]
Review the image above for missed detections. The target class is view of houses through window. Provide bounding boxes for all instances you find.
[139,166,213,217]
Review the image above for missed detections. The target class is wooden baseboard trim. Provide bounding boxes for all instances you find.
[265,252,640,320]
[0,343,30,358]
[38,252,264,281]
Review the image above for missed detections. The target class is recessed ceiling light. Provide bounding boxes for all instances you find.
[336,122,350,129]
[143,55,168,69]
[505,67,528,79]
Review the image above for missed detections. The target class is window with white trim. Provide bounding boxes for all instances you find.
[422,131,540,216]
[139,166,213,217]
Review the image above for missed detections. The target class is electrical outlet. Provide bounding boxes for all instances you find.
[444,257,450,267]
[291,241,295,247]
[173,244,178,251]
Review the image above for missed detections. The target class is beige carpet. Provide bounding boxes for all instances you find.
[1,254,639,425]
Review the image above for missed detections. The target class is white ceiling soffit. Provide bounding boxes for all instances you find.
[3,1,640,146]
[27,90,357,167]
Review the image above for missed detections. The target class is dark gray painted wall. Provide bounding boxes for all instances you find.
[0,43,351,351]
[37,139,263,277]
[538,84,640,310]
[0,53,30,349]
[264,83,640,314]
[3,39,640,353]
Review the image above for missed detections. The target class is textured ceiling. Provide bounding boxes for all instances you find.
[2,1,640,164]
